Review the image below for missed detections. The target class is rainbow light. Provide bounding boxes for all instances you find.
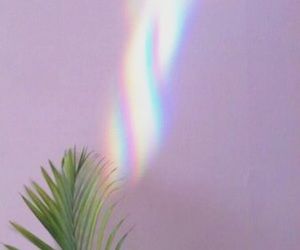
[106,0,194,182]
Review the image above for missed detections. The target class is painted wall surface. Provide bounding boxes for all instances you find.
[0,1,300,249]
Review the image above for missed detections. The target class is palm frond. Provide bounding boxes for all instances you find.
[5,148,130,250]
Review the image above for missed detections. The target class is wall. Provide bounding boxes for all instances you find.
[0,1,299,249]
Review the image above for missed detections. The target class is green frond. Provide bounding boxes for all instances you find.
[5,148,130,250]
[3,244,20,250]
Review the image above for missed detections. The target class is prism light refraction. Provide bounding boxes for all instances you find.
[106,0,194,182]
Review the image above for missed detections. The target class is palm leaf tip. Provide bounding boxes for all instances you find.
[5,147,131,250]
[3,244,20,250]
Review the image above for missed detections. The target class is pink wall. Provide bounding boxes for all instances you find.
[1,1,300,249]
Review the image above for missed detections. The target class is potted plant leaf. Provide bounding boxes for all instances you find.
[4,148,131,250]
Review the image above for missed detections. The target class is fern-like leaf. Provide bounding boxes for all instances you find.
[4,148,130,250]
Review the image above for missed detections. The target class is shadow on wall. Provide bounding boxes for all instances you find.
[120,170,252,250]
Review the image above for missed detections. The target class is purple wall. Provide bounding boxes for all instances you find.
[1,1,300,249]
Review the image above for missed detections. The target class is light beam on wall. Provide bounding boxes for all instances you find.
[105,0,195,183]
